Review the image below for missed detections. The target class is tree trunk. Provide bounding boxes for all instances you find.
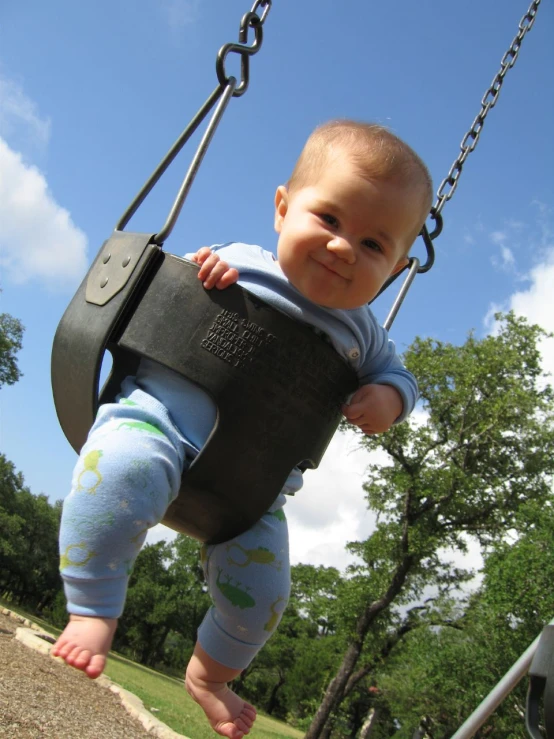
[266,672,285,715]
[305,552,414,739]
[305,639,364,739]
[359,708,379,739]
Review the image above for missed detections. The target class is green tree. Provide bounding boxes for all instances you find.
[114,536,209,670]
[164,535,210,670]
[380,503,554,736]
[0,310,24,388]
[0,454,62,611]
[114,541,176,665]
[306,313,554,738]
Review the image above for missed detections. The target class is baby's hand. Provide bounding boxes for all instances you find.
[342,384,403,435]
[191,247,239,290]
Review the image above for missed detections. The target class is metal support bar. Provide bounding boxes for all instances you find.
[154,78,237,243]
[116,85,223,233]
[384,257,420,331]
[450,617,554,739]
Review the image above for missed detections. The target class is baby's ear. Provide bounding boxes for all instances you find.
[274,186,289,233]
[391,256,409,276]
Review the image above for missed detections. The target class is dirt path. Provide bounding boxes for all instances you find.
[0,611,161,738]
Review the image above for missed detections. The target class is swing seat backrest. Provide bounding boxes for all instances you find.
[52,231,358,544]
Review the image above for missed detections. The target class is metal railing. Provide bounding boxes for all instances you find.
[450,619,554,738]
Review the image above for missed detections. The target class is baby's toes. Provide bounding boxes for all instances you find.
[85,654,107,679]
[243,704,256,720]
[218,722,244,739]
[234,717,251,735]
[236,708,256,733]
[65,645,87,666]
[242,706,256,726]
[53,639,73,658]
[71,648,93,669]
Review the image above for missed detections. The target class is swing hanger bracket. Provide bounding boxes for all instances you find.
[216,0,272,97]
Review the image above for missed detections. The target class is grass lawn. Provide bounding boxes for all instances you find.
[1,599,304,739]
[105,652,303,739]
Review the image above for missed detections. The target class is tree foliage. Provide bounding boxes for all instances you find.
[306,313,554,738]
[0,311,24,388]
[113,536,210,670]
[380,502,554,737]
[0,454,62,611]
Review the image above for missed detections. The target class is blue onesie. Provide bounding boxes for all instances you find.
[59,242,418,669]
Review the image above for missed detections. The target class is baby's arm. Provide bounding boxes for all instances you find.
[342,384,404,435]
[343,318,418,435]
[190,246,239,290]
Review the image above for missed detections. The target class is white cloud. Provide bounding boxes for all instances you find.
[0,75,51,148]
[286,429,379,570]
[438,536,484,582]
[484,202,554,380]
[160,0,200,29]
[483,302,504,335]
[506,247,554,379]
[490,230,506,245]
[500,245,515,270]
[147,522,176,547]
[489,226,519,273]
[0,72,88,289]
[0,138,88,288]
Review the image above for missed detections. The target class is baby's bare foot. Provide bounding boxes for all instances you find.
[51,615,117,679]
[185,669,256,739]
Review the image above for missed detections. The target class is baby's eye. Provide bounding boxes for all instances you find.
[362,239,382,252]
[320,213,339,227]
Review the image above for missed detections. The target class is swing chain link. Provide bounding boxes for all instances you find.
[430,0,541,229]
[216,0,272,97]
[251,0,272,25]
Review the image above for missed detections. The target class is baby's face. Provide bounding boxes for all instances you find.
[274,158,424,310]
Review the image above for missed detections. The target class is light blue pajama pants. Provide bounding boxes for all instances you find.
[59,385,291,670]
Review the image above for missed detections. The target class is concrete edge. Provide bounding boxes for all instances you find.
[3,608,191,739]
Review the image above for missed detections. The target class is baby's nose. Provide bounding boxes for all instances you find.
[327,236,356,263]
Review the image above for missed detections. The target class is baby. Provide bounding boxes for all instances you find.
[53,120,432,739]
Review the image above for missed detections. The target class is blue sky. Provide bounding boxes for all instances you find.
[1,0,553,569]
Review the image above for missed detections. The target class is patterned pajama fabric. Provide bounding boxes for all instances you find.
[59,385,290,669]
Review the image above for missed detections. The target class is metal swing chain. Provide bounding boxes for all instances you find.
[217,0,271,97]
[384,0,542,329]
[428,0,542,241]
[116,0,272,243]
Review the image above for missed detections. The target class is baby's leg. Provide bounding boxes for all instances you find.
[186,643,256,739]
[186,501,290,738]
[53,395,184,678]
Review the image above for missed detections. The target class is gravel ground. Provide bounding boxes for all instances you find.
[0,611,157,739]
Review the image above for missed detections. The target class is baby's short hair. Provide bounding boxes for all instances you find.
[288,120,433,218]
